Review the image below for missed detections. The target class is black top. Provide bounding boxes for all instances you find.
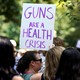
[41,74,45,80]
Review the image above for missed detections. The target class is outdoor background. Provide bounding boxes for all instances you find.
[0,0,80,48]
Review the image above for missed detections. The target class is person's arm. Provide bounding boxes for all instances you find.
[30,73,42,80]
[12,75,24,80]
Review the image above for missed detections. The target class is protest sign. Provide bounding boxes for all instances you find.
[20,3,56,50]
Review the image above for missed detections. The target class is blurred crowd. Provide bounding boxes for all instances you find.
[0,35,80,80]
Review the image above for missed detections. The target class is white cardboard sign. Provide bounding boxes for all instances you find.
[20,3,56,50]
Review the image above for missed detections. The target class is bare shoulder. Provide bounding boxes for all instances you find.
[12,75,24,80]
[30,73,42,80]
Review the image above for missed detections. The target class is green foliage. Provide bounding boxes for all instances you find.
[0,21,20,48]
[64,1,80,47]
[52,0,80,47]
[0,0,21,48]
[0,0,21,24]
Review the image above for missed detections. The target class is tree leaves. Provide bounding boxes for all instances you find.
[0,0,21,24]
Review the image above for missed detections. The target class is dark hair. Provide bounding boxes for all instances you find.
[0,36,16,79]
[55,48,80,80]
[76,48,80,52]
[0,36,15,68]
[17,51,38,73]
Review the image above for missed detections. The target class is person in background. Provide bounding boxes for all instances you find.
[17,51,42,80]
[10,39,17,57]
[0,36,23,80]
[53,37,65,47]
[18,49,27,57]
[41,46,65,80]
[14,48,27,72]
[55,48,80,80]
[39,50,46,73]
